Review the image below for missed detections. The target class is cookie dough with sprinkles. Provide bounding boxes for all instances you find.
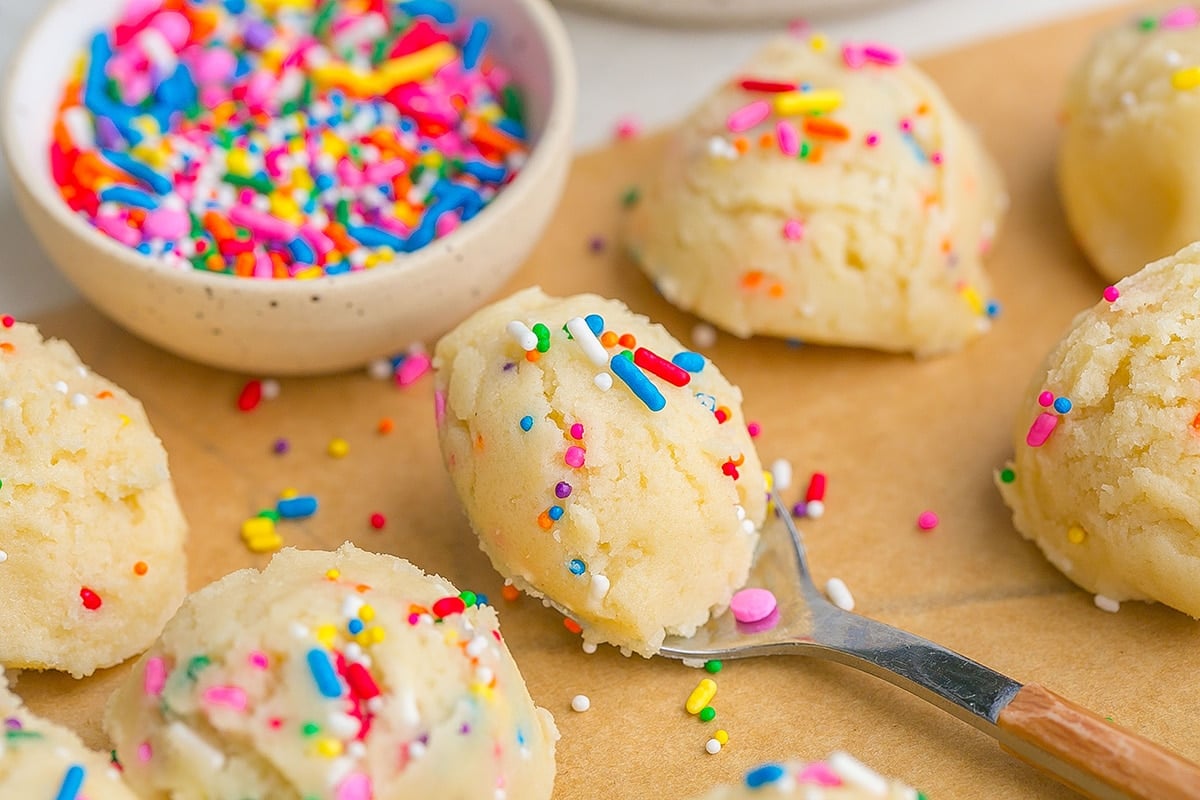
[623,34,1005,356]
[0,319,187,677]
[997,242,1200,618]
[104,543,558,800]
[689,752,923,799]
[434,287,767,657]
[0,667,139,799]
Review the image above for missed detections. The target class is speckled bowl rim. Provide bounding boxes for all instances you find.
[2,0,577,301]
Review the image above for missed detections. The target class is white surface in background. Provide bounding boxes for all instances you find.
[0,0,1125,318]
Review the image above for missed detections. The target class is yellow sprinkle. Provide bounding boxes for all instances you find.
[316,624,337,647]
[370,627,386,644]
[774,89,842,116]
[714,729,729,745]
[325,568,340,579]
[240,516,276,542]
[1172,66,1200,90]
[959,284,985,315]
[763,471,774,492]
[809,34,828,52]
[245,534,283,554]
[443,629,460,646]
[370,42,457,93]
[280,488,300,499]
[118,414,131,427]
[226,149,254,177]
[260,45,285,73]
[328,438,350,458]
[470,681,494,699]
[315,738,343,758]
[294,266,324,280]
[359,605,375,622]
[686,678,718,715]
[269,193,302,224]
[1067,526,1087,544]
[393,202,419,227]
[354,630,372,647]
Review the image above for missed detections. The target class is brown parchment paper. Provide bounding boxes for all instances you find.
[16,3,1200,798]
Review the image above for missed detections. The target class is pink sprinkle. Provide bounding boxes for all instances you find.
[203,686,249,711]
[899,117,913,132]
[1103,286,1120,302]
[336,773,373,800]
[842,44,866,69]
[1037,391,1054,407]
[930,151,944,165]
[1161,5,1200,28]
[917,510,939,531]
[407,612,421,625]
[862,43,904,65]
[730,587,777,623]
[797,762,843,787]
[776,120,799,156]
[249,652,269,669]
[137,742,153,763]
[864,132,880,147]
[1026,412,1058,448]
[396,353,431,387]
[569,423,585,440]
[614,115,641,140]
[142,207,189,240]
[747,421,761,438]
[726,100,770,133]
[143,657,166,696]
[564,446,586,469]
[782,219,804,241]
[434,390,446,427]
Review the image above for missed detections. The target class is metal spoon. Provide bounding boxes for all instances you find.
[659,493,1200,800]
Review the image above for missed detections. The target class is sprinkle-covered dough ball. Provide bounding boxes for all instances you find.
[1059,7,1200,282]
[690,753,919,799]
[0,321,187,677]
[104,543,558,800]
[0,668,138,799]
[623,36,1005,356]
[997,243,1200,616]
[435,288,767,657]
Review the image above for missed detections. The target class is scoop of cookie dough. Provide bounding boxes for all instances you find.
[691,753,918,799]
[997,243,1200,616]
[623,35,1005,356]
[0,321,187,677]
[435,288,767,657]
[1059,7,1200,282]
[105,543,557,800]
[0,668,138,798]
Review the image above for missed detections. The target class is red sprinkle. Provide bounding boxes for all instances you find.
[563,617,583,635]
[738,78,797,92]
[432,596,466,618]
[805,472,827,503]
[236,379,262,411]
[80,587,102,610]
[344,661,381,699]
[1,315,13,329]
[369,513,386,530]
[633,347,690,387]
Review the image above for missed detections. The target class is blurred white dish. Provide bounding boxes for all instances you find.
[555,0,912,27]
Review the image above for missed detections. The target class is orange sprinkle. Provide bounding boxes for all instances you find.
[917,102,930,115]
[618,333,636,349]
[377,417,395,434]
[563,617,583,635]
[524,350,540,362]
[740,270,765,290]
[758,132,774,148]
[537,511,553,530]
[270,252,289,278]
[501,584,520,602]
[803,118,850,141]
[96,390,113,399]
[768,283,785,298]
[234,252,255,277]
[53,120,74,153]
[133,561,148,576]
[1191,412,1200,431]
[325,222,355,253]
[733,137,750,154]
[469,121,522,154]
[0,343,13,353]
[474,433,485,450]
[599,331,618,348]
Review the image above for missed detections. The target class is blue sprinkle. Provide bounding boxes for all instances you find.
[346,224,406,250]
[585,314,604,335]
[568,559,586,575]
[986,300,1002,318]
[493,117,526,139]
[520,415,534,431]
[98,185,158,209]
[1054,397,1072,414]
[548,505,564,521]
[53,765,85,800]
[306,649,342,698]
[671,351,705,373]
[324,261,351,275]
[461,19,490,70]
[610,352,666,412]
[286,236,316,264]
[474,593,488,606]
[745,763,786,788]
[398,0,456,23]
[277,495,318,519]
[223,0,246,12]
[348,619,364,635]
[100,150,171,194]
[315,174,334,191]
[459,159,506,183]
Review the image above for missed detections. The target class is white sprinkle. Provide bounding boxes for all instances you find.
[506,320,538,351]
[75,365,89,377]
[1166,49,1183,66]
[806,500,826,519]
[829,751,889,795]
[589,573,610,604]
[692,323,717,349]
[70,393,88,408]
[570,694,590,712]
[581,641,598,654]
[475,666,494,685]
[165,722,225,770]
[705,738,722,754]
[289,622,309,639]
[1094,594,1121,613]
[341,595,365,618]
[327,712,360,738]
[566,317,609,366]
[734,504,746,521]
[594,372,613,391]
[826,577,855,611]
[770,458,793,491]
[0,551,7,564]
[466,635,489,658]
[409,740,427,760]
[53,381,69,394]
[260,379,280,400]
[1,399,16,411]
[367,358,393,380]
[741,519,757,535]
[346,741,366,759]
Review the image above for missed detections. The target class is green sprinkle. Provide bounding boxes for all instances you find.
[532,322,551,353]
[1137,16,1156,31]
[704,660,722,674]
[301,722,320,737]
[186,655,211,680]
[5,729,43,741]
[335,198,351,226]
[459,590,477,607]
[501,85,525,125]
[799,141,811,160]
[999,468,1015,484]
[698,706,716,722]
[299,78,314,110]
[617,350,634,362]
[312,0,337,37]
[257,509,281,522]
[370,37,389,66]
[620,187,640,208]
[222,172,273,194]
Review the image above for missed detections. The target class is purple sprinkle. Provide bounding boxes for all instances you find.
[791,502,806,518]
[4,717,21,730]
[588,236,607,253]
[95,116,123,149]
[243,21,275,50]
[502,362,516,372]
[554,481,572,499]
[459,723,471,735]
[272,438,289,454]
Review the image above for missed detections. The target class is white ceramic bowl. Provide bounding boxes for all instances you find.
[4,0,575,375]
[556,0,910,26]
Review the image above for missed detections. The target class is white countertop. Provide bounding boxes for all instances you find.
[0,0,1123,319]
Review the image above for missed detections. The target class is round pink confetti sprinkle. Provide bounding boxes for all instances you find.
[249,651,269,669]
[899,118,913,132]
[569,423,585,440]
[865,132,880,147]
[726,100,770,133]
[930,152,944,165]
[137,742,153,763]
[565,446,586,468]
[614,116,641,140]
[730,587,777,623]
[917,510,939,531]
[782,219,805,241]
[1103,286,1120,302]
[747,421,761,437]
[1037,391,1055,407]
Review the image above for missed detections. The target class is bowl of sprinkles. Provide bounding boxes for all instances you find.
[3,0,575,374]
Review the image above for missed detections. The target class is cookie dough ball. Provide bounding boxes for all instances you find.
[435,288,767,657]
[623,36,1005,356]
[691,753,917,799]
[105,543,557,800]
[1059,8,1200,282]
[997,243,1200,616]
[0,321,187,677]
[0,668,138,798]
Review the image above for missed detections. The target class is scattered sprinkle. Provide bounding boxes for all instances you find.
[1094,594,1121,613]
[519,415,534,432]
[698,706,716,722]
[704,660,722,674]
[825,577,854,611]
[1000,467,1016,483]
[916,510,939,531]
[691,323,717,349]
[686,678,717,715]
[1067,525,1087,544]
[1103,286,1120,302]
[730,587,777,624]
[705,738,722,755]
[368,513,386,530]
[80,587,102,611]
[327,437,350,458]
[570,694,590,712]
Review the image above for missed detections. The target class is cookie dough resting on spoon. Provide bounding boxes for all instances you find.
[623,35,1005,356]
[105,543,558,800]
[435,288,766,656]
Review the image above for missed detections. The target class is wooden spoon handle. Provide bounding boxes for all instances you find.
[997,683,1200,800]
